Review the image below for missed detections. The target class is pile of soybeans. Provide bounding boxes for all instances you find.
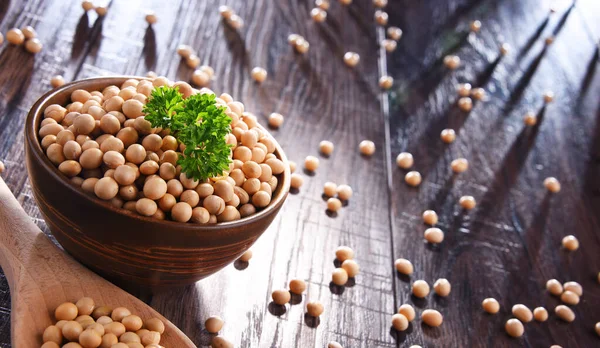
[42,297,165,348]
[38,77,285,223]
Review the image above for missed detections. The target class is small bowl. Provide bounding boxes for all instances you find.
[25,76,290,291]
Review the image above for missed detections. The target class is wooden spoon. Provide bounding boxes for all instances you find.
[0,178,196,347]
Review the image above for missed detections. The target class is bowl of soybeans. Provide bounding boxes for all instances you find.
[25,76,290,290]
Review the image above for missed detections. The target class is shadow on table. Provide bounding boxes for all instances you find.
[421,322,443,339]
[474,55,502,88]
[304,313,320,328]
[578,49,599,98]
[475,106,546,222]
[426,175,458,214]
[518,14,550,58]
[403,39,467,111]
[325,210,338,218]
[432,293,450,308]
[72,13,90,59]
[411,295,428,309]
[222,20,250,70]
[551,3,575,36]
[290,293,302,305]
[303,168,316,177]
[72,12,106,60]
[328,281,345,295]
[395,271,411,284]
[88,16,106,55]
[389,323,412,343]
[143,25,157,71]
[0,47,35,106]
[522,193,551,262]
[267,301,287,316]
[0,0,9,23]
[233,259,249,270]
[502,46,547,117]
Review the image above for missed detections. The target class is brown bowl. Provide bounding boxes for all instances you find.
[25,76,290,291]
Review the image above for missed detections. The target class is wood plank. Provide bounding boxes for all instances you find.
[386,0,600,346]
[142,1,396,347]
[0,0,109,345]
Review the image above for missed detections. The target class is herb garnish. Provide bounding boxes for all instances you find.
[143,86,232,181]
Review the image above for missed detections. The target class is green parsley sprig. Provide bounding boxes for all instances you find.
[143,86,232,181]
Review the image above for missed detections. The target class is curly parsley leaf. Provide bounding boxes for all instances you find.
[142,86,185,130]
[143,87,232,181]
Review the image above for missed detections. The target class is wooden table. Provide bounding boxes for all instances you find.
[1,0,599,346]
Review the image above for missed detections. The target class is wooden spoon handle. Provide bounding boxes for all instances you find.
[0,177,41,289]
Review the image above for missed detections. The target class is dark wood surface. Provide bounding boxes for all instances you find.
[0,0,599,347]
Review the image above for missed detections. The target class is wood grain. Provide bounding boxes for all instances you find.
[0,0,599,347]
[387,0,600,347]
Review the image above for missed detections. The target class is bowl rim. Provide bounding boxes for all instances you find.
[26,76,291,231]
